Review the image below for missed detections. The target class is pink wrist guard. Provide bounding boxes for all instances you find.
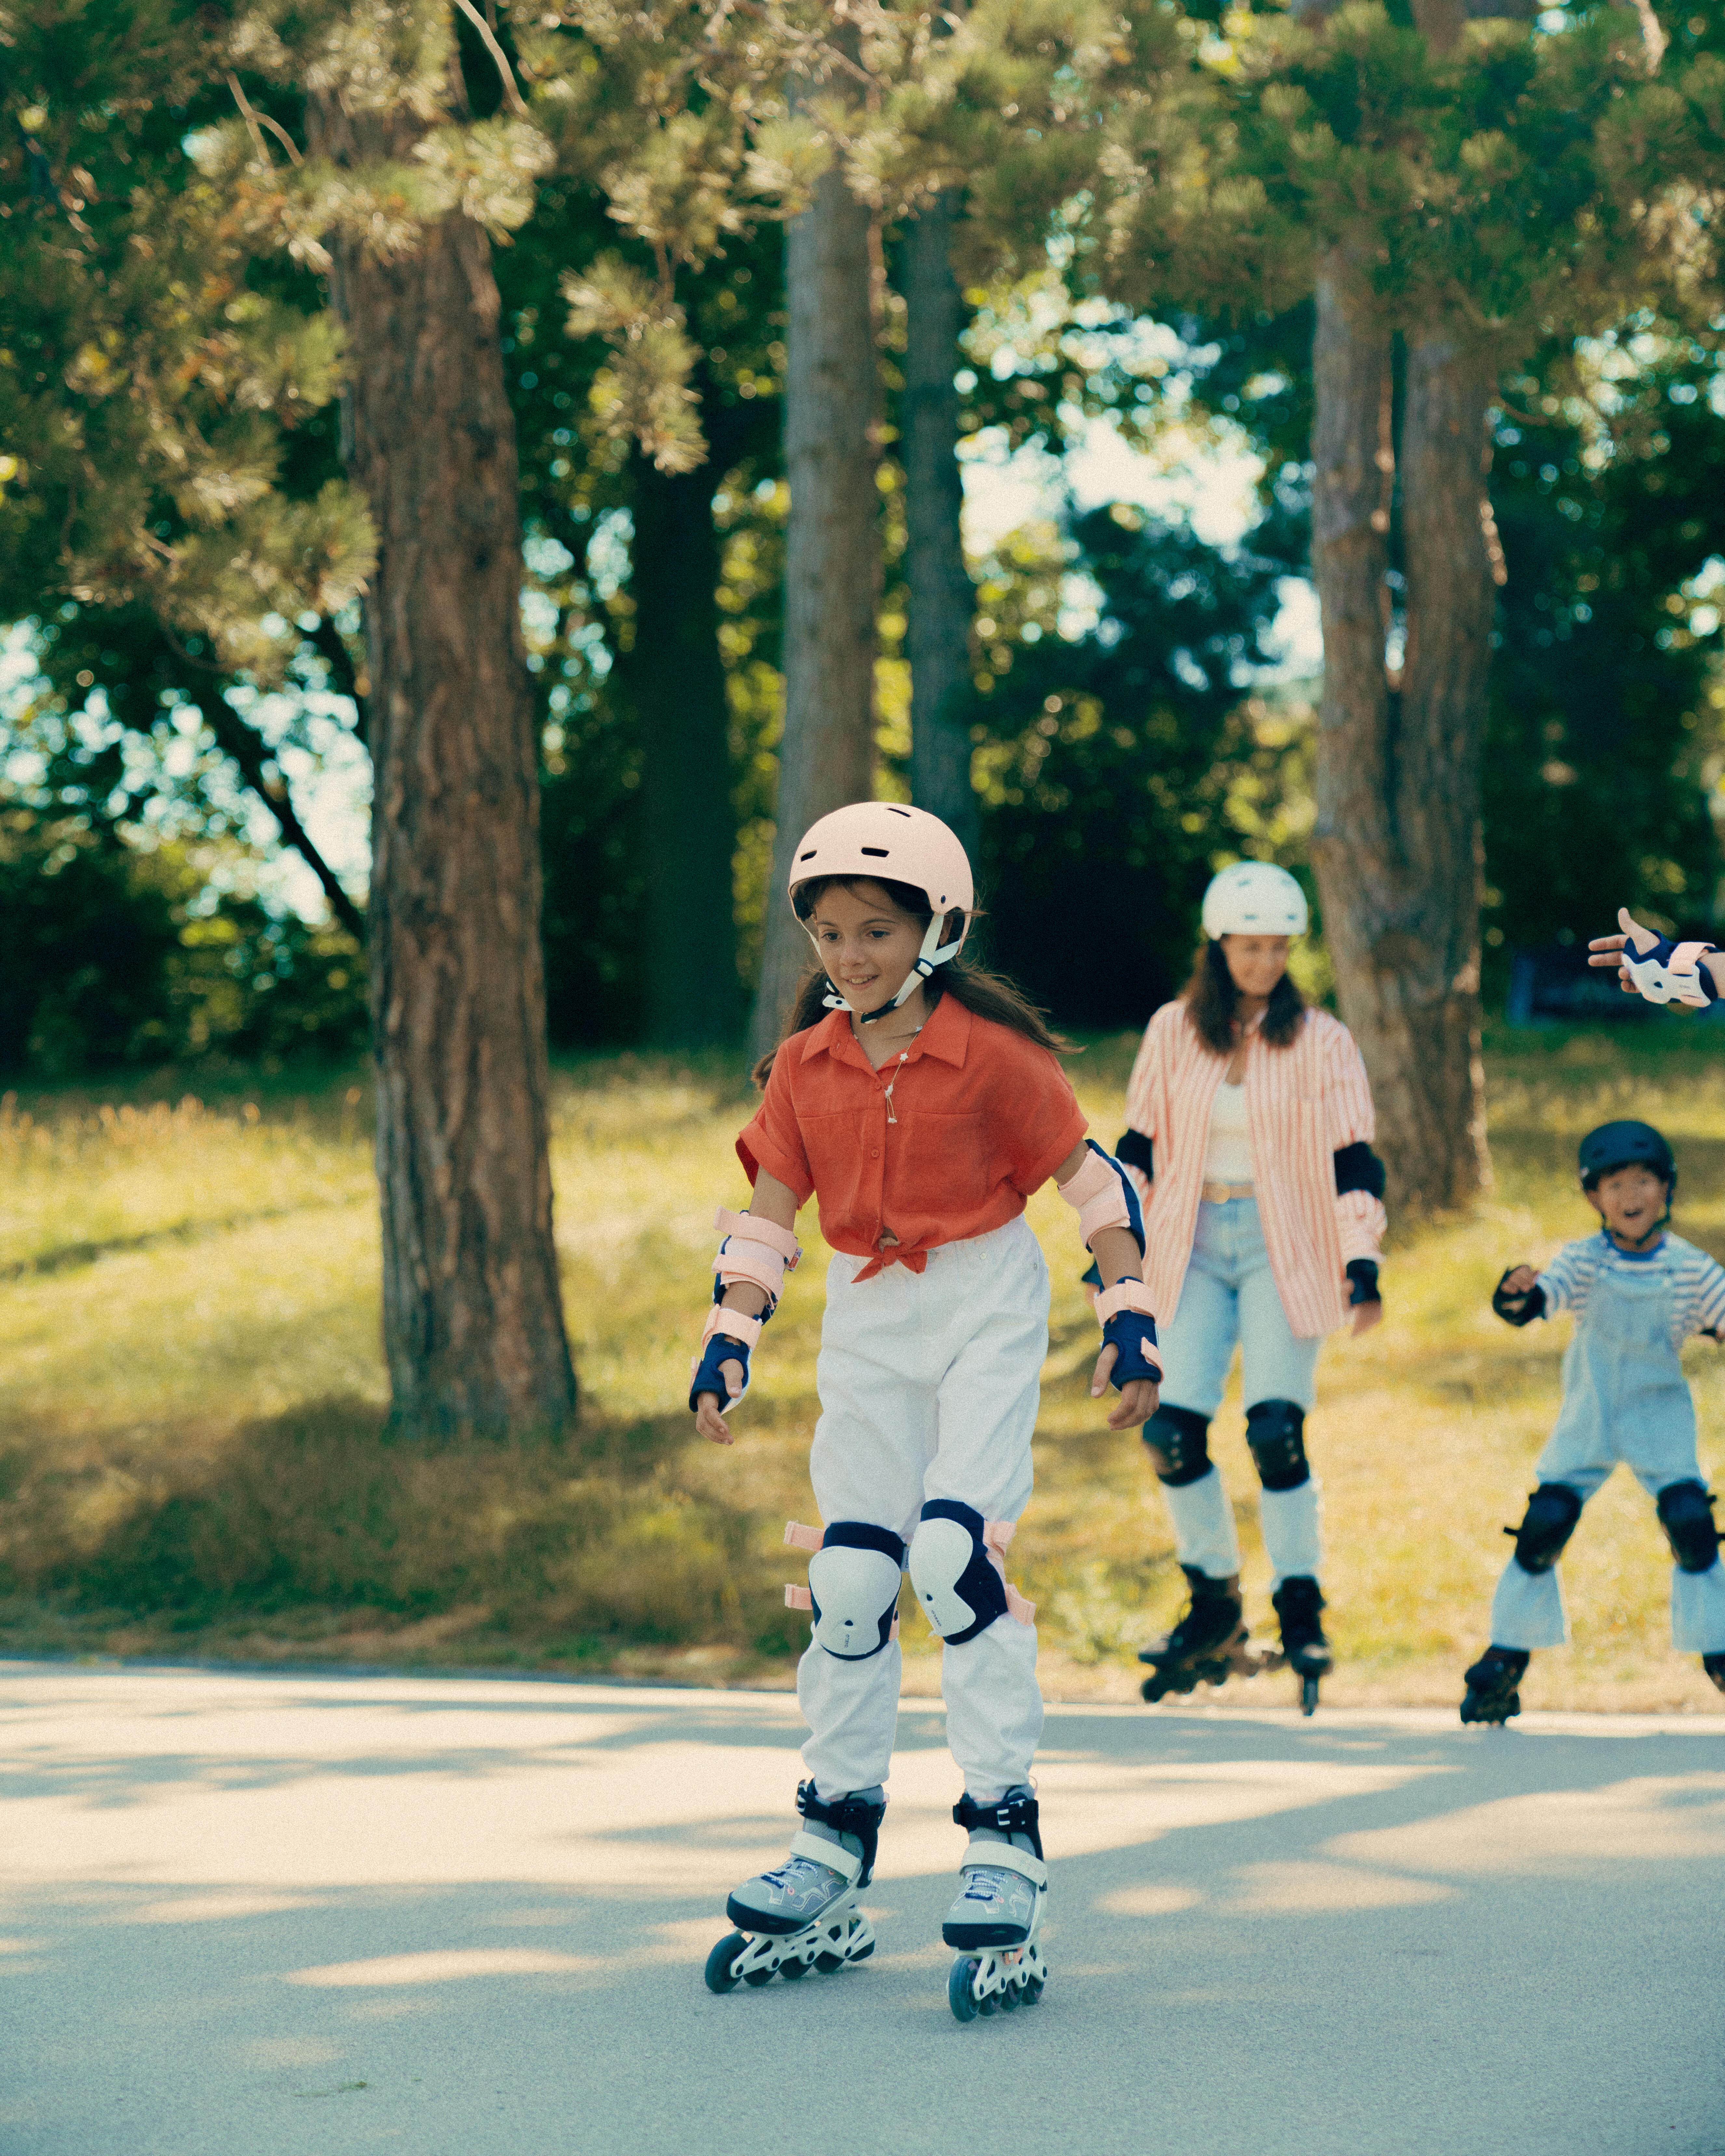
[1058,1148,1131,1248]
[1094,1278,1156,1328]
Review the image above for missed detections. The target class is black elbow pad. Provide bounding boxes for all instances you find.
[1116,1128,1154,1180]
[1492,1269,1546,1327]
[1333,1141,1386,1199]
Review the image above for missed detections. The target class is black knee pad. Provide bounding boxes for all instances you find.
[1142,1404,1212,1488]
[1656,1479,1720,1574]
[1507,1483,1583,1574]
[1245,1399,1309,1492]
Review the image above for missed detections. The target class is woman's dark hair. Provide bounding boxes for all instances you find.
[752,874,1066,1088]
[1183,936,1305,1056]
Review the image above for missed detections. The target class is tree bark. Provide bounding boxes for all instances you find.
[307,93,576,1439]
[747,87,880,1062]
[1309,260,1492,1213]
[902,190,977,857]
[623,445,741,1047]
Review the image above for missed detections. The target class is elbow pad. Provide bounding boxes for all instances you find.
[1116,1128,1154,1180]
[1059,1139,1146,1256]
[1492,1269,1546,1328]
[1333,1141,1386,1200]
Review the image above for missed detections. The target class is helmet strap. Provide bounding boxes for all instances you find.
[820,910,968,1024]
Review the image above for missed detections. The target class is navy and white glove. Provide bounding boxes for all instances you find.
[1620,923,1719,1008]
[689,1327,754,1413]
[1491,1268,1545,1328]
[1097,1278,1162,1389]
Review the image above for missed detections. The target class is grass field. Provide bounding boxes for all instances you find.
[6,1020,1725,1713]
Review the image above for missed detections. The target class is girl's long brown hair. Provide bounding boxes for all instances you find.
[752,875,1066,1089]
[1184,936,1305,1056]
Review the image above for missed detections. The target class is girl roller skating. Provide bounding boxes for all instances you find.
[1113,864,1386,1714]
[689,803,1161,2021]
[1461,1120,1725,1725]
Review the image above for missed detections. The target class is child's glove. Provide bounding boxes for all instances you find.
[1096,1278,1162,1388]
[1619,923,1719,1009]
[1492,1267,1546,1327]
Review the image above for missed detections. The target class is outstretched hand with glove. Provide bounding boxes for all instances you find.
[1588,909,1725,1008]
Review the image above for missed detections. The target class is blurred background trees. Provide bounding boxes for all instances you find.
[5,2,1725,1249]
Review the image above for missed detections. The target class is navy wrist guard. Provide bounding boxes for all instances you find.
[689,1330,753,1413]
[1345,1258,1381,1308]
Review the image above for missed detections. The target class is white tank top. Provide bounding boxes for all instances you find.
[1203,1079,1255,1185]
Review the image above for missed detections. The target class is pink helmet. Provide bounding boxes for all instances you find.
[787,802,975,1020]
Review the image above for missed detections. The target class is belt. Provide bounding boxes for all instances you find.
[1200,1180,1256,1205]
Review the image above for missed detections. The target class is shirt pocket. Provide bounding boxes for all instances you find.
[890,1111,992,1213]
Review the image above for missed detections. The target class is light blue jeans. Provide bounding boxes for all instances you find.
[1154,1198,1324,1588]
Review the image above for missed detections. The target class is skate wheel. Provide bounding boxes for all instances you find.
[779,1956,809,1980]
[1023,1976,1044,2005]
[704,1933,746,1995]
[847,1937,874,1963]
[998,1977,1020,2013]
[1300,1675,1320,1717]
[947,1956,981,2024]
[742,1964,775,1987]
[814,1950,845,1973]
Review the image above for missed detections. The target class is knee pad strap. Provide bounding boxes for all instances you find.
[783,1520,905,1660]
[1245,1399,1310,1493]
[1143,1403,1211,1487]
[1506,1483,1583,1575]
[909,1500,1018,1644]
[1656,1479,1720,1574]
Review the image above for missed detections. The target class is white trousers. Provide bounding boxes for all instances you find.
[797,1216,1048,1805]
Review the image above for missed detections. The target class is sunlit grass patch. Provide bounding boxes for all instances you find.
[2,1021,1724,1708]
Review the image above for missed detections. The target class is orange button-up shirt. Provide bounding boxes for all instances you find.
[738,993,1088,1277]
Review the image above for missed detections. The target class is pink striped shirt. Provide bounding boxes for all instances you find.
[1123,1001,1387,1339]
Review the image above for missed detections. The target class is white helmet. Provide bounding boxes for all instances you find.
[1201,861,1309,939]
[788,801,974,1020]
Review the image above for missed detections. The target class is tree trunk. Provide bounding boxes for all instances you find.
[308,94,576,1439]
[624,447,741,1047]
[747,98,880,1062]
[1307,259,1494,1214]
[902,190,977,857]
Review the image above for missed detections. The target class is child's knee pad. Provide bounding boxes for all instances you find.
[785,1521,906,1660]
[1507,1483,1583,1575]
[1656,1479,1720,1574]
[908,1501,1009,1644]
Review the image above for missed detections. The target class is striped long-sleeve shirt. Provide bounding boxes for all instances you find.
[1537,1231,1725,1347]
[1123,1001,1387,1339]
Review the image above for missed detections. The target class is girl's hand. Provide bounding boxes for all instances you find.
[693,1359,746,1446]
[1090,1341,1159,1429]
[1350,1299,1383,1338]
[1501,1263,1539,1297]
[1586,908,1651,989]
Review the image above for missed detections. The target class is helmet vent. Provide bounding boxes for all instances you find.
[886,807,911,817]
[798,849,817,860]
[860,846,889,857]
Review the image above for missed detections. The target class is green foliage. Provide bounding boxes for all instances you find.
[1481,327,1725,975]
[968,500,1302,1023]
[0,794,366,1077]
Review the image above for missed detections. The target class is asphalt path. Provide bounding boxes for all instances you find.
[2,1662,1723,2156]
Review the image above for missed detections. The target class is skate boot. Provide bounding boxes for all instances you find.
[1137,1567,1263,1702]
[1459,1646,1530,1727]
[943,1788,1048,2024]
[1704,1653,1725,1697]
[704,1781,885,1993]
[1272,1575,1332,1717]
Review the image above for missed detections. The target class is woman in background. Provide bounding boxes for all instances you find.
[1116,863,1386,1712]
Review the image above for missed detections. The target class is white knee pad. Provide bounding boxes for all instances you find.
[787,1521,905,1661]
[909,1500,1013,1644]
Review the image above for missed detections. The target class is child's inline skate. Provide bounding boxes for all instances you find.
[704,1782,885,1993]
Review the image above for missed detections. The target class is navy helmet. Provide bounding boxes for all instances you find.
[1577,1120,1676,1191]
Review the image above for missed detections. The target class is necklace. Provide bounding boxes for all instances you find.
[877,1021,924,1123]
